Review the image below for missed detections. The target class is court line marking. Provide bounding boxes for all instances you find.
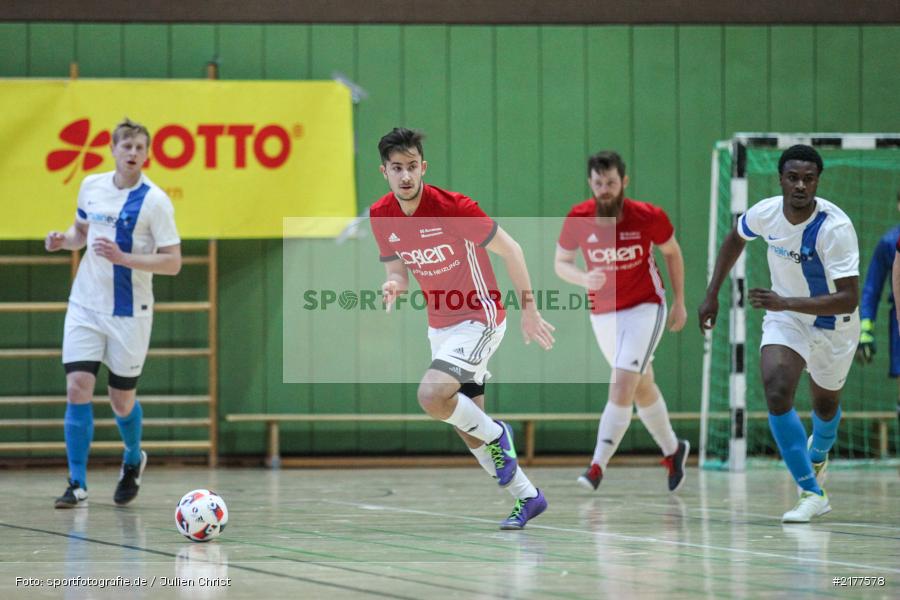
[626,501,900,539]
[644,501,900,530]
[322,500,900,574]
[263,523,682,598]
[268,554,590,600]
[0,522,419,600]
[267,555,491,598]
[351,526,828,598]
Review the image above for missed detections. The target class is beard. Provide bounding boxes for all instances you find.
[594,190,625,218]
[395,180,423,202]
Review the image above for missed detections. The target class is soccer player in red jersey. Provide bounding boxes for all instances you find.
[555,151,690,493]
[370,128,554,529]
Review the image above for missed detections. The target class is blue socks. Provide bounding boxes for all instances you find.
[768,409,822,495]
[810,406,841,464]
[64,403,94,489]
[115,401,143,466]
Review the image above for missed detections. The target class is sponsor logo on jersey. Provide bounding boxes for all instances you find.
[388,232,400,242]
[397,244,455,268]
[85,212,119,227]
[420,227,443,238]
[771,245,803,264]
[587,233,599,243]
[587,244,643,264]
[619,231,641,240]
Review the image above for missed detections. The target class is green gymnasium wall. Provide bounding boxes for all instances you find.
[1,24,899,456]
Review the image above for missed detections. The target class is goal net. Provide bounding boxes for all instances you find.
[701,133,900,470]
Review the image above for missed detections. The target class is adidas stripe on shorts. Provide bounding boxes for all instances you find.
[428,319,507,385]
[589,301,666,374]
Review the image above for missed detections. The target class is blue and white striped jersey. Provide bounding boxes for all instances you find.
[738,195,859,331]
[70,171,180,317]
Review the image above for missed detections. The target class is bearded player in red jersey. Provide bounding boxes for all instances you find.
[555,151,690,493]
[370,128,555,529]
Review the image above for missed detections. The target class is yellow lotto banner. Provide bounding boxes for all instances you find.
[0,79,356,239]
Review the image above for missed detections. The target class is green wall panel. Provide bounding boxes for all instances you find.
[632,26,680,409]
[815,26,861,131]
[403,26,450,185]
[309,25,355,81]
[305,25,359,454]
[28,23,75,77]
[862,26,900,131]
[0,23,28,75]
[123,24,170,78]
[538,25,591,444]
[75,23,123,77]
[356,25,403,207]
[724,26,770,133]
[494,27,542,425]
[2,23,899,457]
[540,26,587,218]
[585,27,632,163]
[218,25,264,80]
[769,26,815,131]
[677,26,724,414]
[495,27,541,220]
[1,243,32,445]
[264,25,311,80]
[275,239,313,455]
[448,27,495,212]
[217,240,267,453]
[170,24,215,79]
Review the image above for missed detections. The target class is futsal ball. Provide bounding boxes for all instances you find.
[175,489,229,542]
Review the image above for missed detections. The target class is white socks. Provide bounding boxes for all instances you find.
[442,392,502,443]
[469,445,537,500]
[450,392,537,501]
[505,468,538,500]
[636,396,679,456]
[591,402,633,468]
[468,444,497,478]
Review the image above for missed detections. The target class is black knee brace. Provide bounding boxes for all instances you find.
[460,381,485,398]
[108,371,139,391]
[64,361,101,375]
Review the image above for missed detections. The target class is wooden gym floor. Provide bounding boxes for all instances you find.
[0,464,897,599]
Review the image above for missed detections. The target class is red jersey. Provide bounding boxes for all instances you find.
[558,197,673,314]
[370,184,506,329]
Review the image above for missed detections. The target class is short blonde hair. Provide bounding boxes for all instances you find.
[112,118,151,145]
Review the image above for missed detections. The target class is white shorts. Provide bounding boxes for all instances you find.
[62,301,153,377]
[761,312,859,391]
[428,319,507,385]
[589,302,667,374]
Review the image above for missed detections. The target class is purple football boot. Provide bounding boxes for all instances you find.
[500,489,548,530]
[486,420,518,486]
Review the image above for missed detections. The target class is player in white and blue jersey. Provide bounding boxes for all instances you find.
[699,145,860,523]
[45,118,181,508]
